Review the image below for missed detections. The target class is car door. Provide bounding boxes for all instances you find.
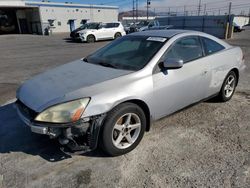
[105,23,117,39]
[95,23,109,39]
[200,37,227,96]
[152,36,211,119]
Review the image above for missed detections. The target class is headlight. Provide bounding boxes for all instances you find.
[35,98,90,123]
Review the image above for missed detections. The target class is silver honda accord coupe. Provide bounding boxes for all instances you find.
[16,30,246,156]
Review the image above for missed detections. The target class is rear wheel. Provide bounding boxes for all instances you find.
[218,71,237,102]
[100,103,146,156]
[86,35,95,43]
[114,32,122,39]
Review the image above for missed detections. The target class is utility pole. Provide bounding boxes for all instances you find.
[184,5,187,16]
[198,0,202,16]
[228,2,232,16]
[226,2,232,39]
[133,0,135,22]
[203,4,206,15]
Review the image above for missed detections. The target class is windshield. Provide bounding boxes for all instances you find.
[79,24,87,29]
[86,23,100,29]
[85,36,167,71]
[137,21,149,27]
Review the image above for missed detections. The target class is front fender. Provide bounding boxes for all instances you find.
[84,96,148,117]
[82,75,154,118]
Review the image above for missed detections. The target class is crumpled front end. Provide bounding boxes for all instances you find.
[15,99,106,154]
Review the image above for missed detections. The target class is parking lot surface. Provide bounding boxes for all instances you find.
[0,32,250,188]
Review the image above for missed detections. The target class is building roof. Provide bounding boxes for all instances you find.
[25,1,118,10]
[0,0,118,9]
[0,0,26,7]
[130,30,192,38]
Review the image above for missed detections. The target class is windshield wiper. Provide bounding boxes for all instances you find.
[82,57,88,62]
[98,62,117,69]
[82,58,117,69]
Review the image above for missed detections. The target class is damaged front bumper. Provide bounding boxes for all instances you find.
[15,100,106,154]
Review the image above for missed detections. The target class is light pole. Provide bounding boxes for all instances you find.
[136,0,138,22]
[147,0,151,21]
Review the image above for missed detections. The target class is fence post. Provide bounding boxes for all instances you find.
[202,16,205,32]
[225,22,229,39]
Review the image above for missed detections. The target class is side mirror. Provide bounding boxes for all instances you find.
[162,58,184,69]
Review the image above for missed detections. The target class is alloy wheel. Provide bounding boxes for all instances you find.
[224,75,236,98]
[112,113,141,149]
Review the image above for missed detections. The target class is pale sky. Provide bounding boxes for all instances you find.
[145,0,250,15]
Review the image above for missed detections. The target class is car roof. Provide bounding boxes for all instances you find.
[129,29,193,38]
[87,22,100,24]
[104,22,120,24]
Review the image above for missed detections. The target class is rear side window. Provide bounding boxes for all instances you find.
[201,37,225,55]
[105,23,119,28]
[161,36,203,63]
[114,23,119,27]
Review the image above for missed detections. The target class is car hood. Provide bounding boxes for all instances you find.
[139,26,148,31]
[17,60,132,112]
[71,28,84,33]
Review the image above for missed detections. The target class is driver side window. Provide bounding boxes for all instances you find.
[161,36,203,63]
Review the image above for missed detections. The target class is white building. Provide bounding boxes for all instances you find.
[0,0,118,35]
[233,16,249,28]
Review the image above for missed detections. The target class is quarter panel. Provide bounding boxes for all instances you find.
[209,47,242,94]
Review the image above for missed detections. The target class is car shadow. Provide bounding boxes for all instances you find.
[204,97,221,103]
[0,103,108,162]
[63,37,114,44]
[63,37,82,43]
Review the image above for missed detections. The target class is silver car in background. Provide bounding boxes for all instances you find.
[16,30,245,156]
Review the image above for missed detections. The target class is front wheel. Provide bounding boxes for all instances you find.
[86,35,95,43]
[100,103,146,156]
[218,71,237,102]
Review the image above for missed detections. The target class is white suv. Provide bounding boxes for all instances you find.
[77,22,126,43]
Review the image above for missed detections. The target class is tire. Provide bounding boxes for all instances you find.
[100,103,146,156]
[114,32,122,39]
[86,35,95,43]
[218,71,237,102]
